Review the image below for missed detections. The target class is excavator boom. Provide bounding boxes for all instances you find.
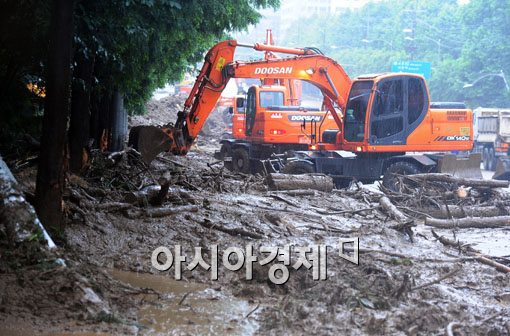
[129,40,352,163]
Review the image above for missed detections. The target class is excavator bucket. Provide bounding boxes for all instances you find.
[436,153,483,179]
[128,126,173,164]
[493,156,510,180]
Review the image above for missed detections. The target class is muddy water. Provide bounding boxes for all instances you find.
[110,269,258,336]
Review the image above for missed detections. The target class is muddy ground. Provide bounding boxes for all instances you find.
[1,94,509,335]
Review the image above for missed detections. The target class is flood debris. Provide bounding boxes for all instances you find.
[1,96,509,335]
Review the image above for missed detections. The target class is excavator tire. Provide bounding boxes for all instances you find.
[382,161,420,192]
[232,148,250,173]
[493,156,510,180]
[483,147,490,171]
[488,147,496,171]
[282,160,315,174]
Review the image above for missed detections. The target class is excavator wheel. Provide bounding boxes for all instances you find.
[493,156,510,180]
[488,148,496,171]
[218,143,232,160]
[232,148,250,173]
[382,161,420,192]
[282,160,315,174]
[482,148,491,171]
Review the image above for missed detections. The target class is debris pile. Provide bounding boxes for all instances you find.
[379,173,510,226]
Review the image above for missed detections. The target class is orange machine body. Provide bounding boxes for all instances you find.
[241,85,337,145]
[312,74,472,154]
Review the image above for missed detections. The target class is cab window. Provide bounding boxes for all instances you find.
[408,77,426,124]
[370,78,404,141]
[344,80,373,142]
[245,88,257,135]
[259,91,284,108]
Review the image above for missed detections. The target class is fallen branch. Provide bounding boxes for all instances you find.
[425,216,510,229]
[96,202,133,211]
[315,206,378,216]
[199,219,264,239]
[273,189,316,196]
[146,205,198,218]
[406,173,509,188]
[270,194,300,207]
[411,266,462,291]
[125,205,198,218]
[446,322,462,336]
[379,196,408,222]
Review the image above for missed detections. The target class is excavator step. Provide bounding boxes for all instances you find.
[436,153,483,180]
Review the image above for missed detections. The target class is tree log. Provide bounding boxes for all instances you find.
[265,173,334,192]
[426,205,509,219]
[379,196,408,222]
[408,173,509,188]
[425,216,510,229]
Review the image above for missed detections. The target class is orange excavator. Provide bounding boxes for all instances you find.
[214,31,338,173]
[129,39,482,188]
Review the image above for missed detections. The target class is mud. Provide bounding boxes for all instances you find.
[1,96,509,335]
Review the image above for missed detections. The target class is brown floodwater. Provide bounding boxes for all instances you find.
[110,269,259,335]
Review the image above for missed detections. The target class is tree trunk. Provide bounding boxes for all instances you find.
[265,173,334,192]
[69,52,95,173]
[35,0,74,232]
[108,90,127,152]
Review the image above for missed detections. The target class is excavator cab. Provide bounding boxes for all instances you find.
[340,74,481,179]
[343,75,429,148]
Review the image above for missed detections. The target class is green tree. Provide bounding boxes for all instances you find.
[458,0,510,107]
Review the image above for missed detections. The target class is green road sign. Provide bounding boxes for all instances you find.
[391,61,431,79]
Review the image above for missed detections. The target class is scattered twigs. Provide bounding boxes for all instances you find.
[432,230,510,273]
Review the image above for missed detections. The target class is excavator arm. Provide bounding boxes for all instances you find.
[129,40,352,163]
